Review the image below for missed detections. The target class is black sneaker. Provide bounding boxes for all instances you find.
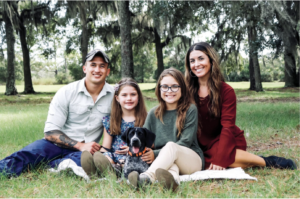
[262,156,297,170]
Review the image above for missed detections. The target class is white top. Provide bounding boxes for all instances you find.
[44,78,114,143]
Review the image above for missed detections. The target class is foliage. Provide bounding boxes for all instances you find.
[133,44,156,83]
[163,38,187,74]
[0,1,298,88]
[55,73,69,85]
[225,55,285,82]
[68,62,82,81]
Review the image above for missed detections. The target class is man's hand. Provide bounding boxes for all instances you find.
[208,163,226,170]
[115,146,129,155]
[74,142,100,155]
[141,148,155,164]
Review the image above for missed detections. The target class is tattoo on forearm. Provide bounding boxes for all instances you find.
[58,134,77,147]
[45,130,78,148]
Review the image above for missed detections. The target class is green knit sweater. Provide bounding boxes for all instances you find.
[143,104,205,170]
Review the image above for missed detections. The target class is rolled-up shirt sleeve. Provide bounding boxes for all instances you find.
[44,87,70,133]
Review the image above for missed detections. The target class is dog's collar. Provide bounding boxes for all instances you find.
[128,148,147,157]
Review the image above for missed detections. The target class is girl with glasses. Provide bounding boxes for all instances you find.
[128,67,205,191]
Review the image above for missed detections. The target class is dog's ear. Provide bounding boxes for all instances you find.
[121,127,134,144]
[143,128,156,148]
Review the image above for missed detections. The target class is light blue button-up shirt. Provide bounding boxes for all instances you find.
[44,78,114,143]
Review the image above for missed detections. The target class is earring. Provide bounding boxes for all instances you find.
[190,70,197,77]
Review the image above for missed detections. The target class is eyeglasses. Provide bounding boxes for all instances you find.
[160,85,181,92]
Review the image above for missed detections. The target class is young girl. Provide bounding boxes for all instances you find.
[81,78,148,177]
[128,68,205,191]
[185,42,297,170]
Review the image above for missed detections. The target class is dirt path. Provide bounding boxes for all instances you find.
[238,97,299,103]
[247,137,300,152]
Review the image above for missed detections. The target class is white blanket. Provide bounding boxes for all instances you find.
[48,159,257,182]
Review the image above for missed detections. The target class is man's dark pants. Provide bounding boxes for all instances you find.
[0,139,82,177]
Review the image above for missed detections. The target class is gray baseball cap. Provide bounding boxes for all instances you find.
[85,49,110,63]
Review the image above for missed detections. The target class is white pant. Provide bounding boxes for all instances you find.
[142,142,202,184]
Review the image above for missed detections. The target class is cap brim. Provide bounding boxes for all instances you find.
[86,50,109,63]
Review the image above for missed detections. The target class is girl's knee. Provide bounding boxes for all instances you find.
[162,142,179,154]
[164,141,177,149]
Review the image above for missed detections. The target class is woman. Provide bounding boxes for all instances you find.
[185,42,296,170]
[128,68,204,191]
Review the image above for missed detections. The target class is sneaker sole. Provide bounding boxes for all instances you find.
[155,168,178,191]
[128,171,139,188]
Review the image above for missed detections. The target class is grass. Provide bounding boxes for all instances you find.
[0,81,299,197]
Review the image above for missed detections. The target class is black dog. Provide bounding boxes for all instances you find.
[121,127,156,179]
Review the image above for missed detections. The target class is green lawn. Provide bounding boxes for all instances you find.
[0,82,299,197]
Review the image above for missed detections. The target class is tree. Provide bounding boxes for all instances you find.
[131,1,207,79]
[13,1,53,93]
[117,1,134,78]
[210,1,264,91]
[133,44,156,83]
[64,1,115,66]
[246,3,263,92]
[261,1,300,87]
[0,1,18,95]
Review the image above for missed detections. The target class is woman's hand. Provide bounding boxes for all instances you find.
[115,146,129,155]
[208,163,226,170]
[141,148,155,164]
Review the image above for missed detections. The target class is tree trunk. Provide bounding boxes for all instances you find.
[117,1,134,79]
[154,28,164,80]
[79,4,89,72]
[4,11,18,96]
[283,37,297,87]
[19,23,35,94]
[247,25,263,92]
[297,52,300,87]
[248,57,255,90]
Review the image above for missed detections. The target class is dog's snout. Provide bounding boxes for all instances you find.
[130,133,141,147]
[131,138,140,146]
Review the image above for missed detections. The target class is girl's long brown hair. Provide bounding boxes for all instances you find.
[155,67,192,137]
[184,42,225,135]
[110,78,147,135]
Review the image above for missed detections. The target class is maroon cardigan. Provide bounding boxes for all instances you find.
[197,82,247,168]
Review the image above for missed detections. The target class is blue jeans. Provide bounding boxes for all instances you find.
[0,139,82,177]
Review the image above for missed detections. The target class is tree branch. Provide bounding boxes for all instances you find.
[161,35,189,48]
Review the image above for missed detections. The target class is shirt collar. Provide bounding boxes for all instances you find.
[78,77,114,95]
[78,78,88,95]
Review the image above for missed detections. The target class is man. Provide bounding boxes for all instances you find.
[0,49,114,177]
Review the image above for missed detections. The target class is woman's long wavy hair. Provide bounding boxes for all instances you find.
[184,42,225,134]
[155,67,192,137]
[110,78,147,135]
